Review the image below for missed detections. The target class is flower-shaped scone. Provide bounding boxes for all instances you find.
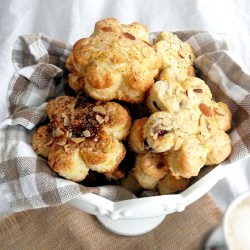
[32,93,132,182]
[66,18,160,103]
[152,32,196,83]
[121,152,190,195]
[147,77,212,114]
[128,77,232,179]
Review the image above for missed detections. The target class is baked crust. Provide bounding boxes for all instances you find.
[32,93,131,181]
[66,18,160,103]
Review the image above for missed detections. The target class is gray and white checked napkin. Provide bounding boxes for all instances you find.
[0,31,249,213]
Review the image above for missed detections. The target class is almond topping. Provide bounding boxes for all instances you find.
[101,27,113,32]
[193,88,203,93]
[104,116,110,123]
[53,128,64,137]
[214,108,224,116]
[174,137,183,151]
[93,105,106,115]
[199,103,212,117]
[71,137,85,143]
[63,145,69,152]
[153,133,158,140]
[63,114,70,127]
[123,32,135,40]
[96,115,104,124]
[57,140,66,146]
[46,139,53,146]
[82,130,91,137]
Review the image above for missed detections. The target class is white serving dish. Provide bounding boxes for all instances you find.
[68,162,230,236]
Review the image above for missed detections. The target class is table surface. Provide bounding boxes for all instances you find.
[0,0,249,214]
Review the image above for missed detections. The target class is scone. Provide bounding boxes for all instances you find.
[129,76,232,179]
[122,152,190,195]
[147,77,212,113]
[153,31,196,83]
[157,172,190,195]
[32,93,132,182]
[66,18,160,103]
[133,153,168,189]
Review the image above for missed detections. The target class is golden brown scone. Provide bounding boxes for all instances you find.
[212,101,232,132]
[66,18,160,103]
[128,118,148,154]
[157,172,190,195]
[133,153,168,189]
[142,111,176,153]
[147,77,212,114]
[32,93,131,182]
[164,135,208,178]
[129,76,232,179]
[48,143,89,182]
[153,31,196,83]
[205,131,232,165]
[146,80,185,113]
[32,125,53,158]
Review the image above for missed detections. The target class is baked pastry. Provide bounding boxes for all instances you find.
[32,93,132,181]
[129,76,232,179]
[133,153,168,189]
[122,152,189,195]
[147,76,212,114]
[157,172,190,195]
[153,31,196,83]
[128,118,148,154]
[66,17,160,103]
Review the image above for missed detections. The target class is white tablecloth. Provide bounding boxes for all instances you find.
[0,0,249,214]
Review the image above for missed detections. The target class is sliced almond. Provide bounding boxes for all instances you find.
[123,32,135,40]
[101,26,113,32]
[57,140,66,146]
[174,137,183,151]
[93,105,106,115]
[63,114,70,127]
[193,88,203,93]
[46,139,53,146]
[199,103,212,117]
[82,130,91,138]
[53,128,64,137]
[214,108,224,116]
[96,115,104,124]
[63,145,70,153]
[153,133,158,140]
[71,137,85,143]
[104,116,110,123]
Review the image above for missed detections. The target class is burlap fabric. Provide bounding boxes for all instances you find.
[0,31,249,213]
[0,194,222,250]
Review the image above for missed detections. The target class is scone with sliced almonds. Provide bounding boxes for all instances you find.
[66,17,160,103]
[128,76,232,179]
[32,93,132,182]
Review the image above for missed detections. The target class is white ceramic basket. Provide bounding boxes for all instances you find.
[68,163,229,236]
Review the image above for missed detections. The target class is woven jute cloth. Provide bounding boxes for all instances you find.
[0,194,222,250]
[0,31,249,213]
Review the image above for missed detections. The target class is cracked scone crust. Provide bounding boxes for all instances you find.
[32,93,131,182]
[66,18,160,103]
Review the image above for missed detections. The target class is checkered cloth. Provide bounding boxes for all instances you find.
[0,32,249,213]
